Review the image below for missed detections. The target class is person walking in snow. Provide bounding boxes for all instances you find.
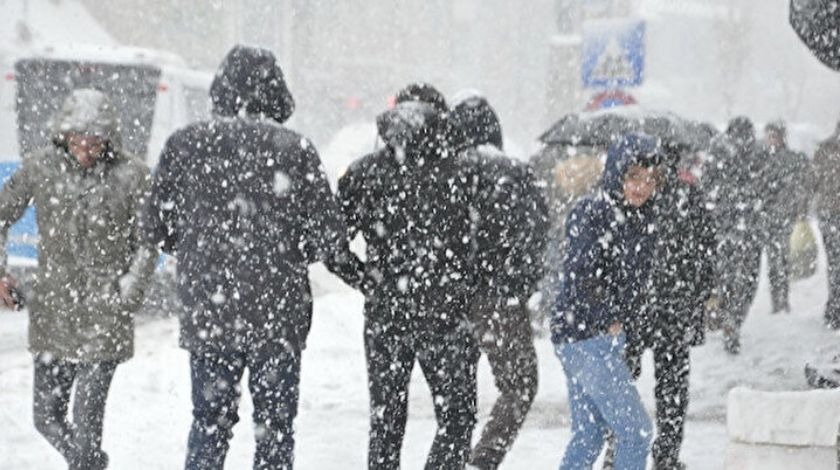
[449,93,548,470]
[326,83,480,469]
[551,133,662,469]
[813,121,840,329]
[620,148,717,470]
[704,117,764,354]
[0,88,158,470]
[754,120,810,314]
[142,46,347,470]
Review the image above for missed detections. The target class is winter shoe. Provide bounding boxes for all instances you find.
[723,327,741,355]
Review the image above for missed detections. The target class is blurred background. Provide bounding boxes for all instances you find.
[3,0,839,165]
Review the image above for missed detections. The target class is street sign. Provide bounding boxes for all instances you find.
[585,89,637,111]
[582,18,645,89]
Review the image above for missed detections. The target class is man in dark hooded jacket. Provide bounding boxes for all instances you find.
[704,117,764,354]
[142,45,347,470]
[617,149,716,470]
[754,121,810,313]
[449,94,548,470]
[326,83,480,470]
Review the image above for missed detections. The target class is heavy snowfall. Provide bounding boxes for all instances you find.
[1,1,840,469]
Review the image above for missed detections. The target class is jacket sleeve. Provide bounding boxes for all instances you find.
[691,188,717,308]
[295,140,349,265]
[322,163,368,291]
[0,159,36,277]
[120,166,160,312]
[142,134,182,253]
[524,167,550,295]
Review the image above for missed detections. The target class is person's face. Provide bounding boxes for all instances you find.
[66,134,106,168]
[623,164,659,208]
[766,131,784,148]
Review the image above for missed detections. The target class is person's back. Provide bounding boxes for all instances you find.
[143,45,344,469]
[449,94,547,470]
[704,117,765,353]
[154,117,338,350]
[339,99,476,324]
[329,84,481,469]
[145,46,343,354]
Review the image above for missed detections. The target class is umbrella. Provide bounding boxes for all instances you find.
[539,106,707,152]
[790,0,840,71]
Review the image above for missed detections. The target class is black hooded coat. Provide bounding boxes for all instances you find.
[142,46,346,355]
[329,92,478,333]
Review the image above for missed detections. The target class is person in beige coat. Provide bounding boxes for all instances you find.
[0,88,157,470]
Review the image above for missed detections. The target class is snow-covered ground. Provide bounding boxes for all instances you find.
[1,229,839,468]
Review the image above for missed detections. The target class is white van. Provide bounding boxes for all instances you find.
[0,44,213,261]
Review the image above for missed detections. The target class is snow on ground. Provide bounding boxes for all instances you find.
[2,232,839,468]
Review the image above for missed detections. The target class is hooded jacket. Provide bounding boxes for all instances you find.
[631,155,716,348]
[0,88,157,362]
[142,46,346,355]
[704,117,764,237]
[451,95,548,298]
[328,86,478,332]
[550,134,665,344]
[753,127,810,229]
[812,123,840,215]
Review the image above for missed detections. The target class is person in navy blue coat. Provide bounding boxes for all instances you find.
[551,133,666,470]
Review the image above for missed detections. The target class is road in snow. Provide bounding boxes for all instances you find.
[1,251,838,468]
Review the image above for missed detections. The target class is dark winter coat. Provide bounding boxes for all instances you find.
[450,96,548,299]
[703,119,764,239]
[0,89,158,363]
[629,174,716,348]
[142,46,346,355]
[813,126,840,215]
[550,134,666,344]
[328,98,478,333]
[754,141,810,232]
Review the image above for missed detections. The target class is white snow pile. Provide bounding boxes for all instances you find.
[727,387,840,447]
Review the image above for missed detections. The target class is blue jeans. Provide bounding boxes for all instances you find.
[185,349,301,470]
[556,334,652,470]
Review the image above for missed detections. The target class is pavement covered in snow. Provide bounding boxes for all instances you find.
[2,239,839,468]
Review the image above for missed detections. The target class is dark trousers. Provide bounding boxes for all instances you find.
[32,353,117,470]
[625,338,691,469]
[719,235,762,335]
[365,315,479,470]
[467,296,538,470]
[185,349,300,470]
[820,214,840,328]
[765,222,793,312]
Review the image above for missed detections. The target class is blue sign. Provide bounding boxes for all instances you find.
[0,161,38,260]
[582,18,646,89]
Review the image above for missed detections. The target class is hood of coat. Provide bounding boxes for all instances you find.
[601,133,666,205]
[726,116,757,156]
[450,94,503,151]
[51,88,123,157]
[210,45,295,124]
[376,100,460,165]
